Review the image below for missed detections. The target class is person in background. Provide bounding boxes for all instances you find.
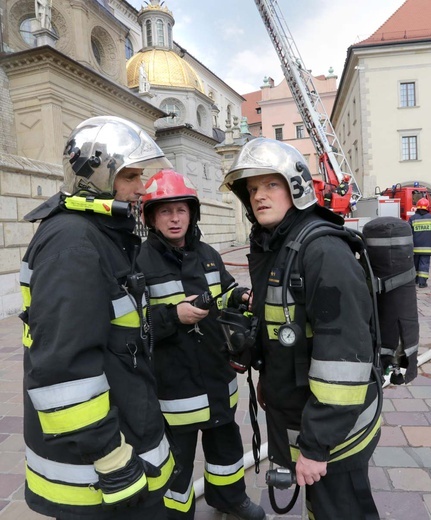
[221,138,380,520]
[20,116,177,520]
[409,197,431,288]
[138,168,266,520]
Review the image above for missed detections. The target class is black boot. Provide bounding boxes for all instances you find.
[221,496,266,519]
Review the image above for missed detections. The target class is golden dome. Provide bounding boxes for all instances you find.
[127,49,204,93]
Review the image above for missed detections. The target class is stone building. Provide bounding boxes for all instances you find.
[0,0,244,319]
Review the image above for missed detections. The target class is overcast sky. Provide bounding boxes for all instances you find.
[127,0,406,94]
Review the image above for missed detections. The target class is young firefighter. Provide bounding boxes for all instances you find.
[20,116,177,520]
[221,138,381,520]
[138,169,265,520]
[409,197,431,288]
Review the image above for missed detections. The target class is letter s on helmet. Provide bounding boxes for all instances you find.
[219,138,317,220]
[416,197,430,210]
[61,116,172,197]
[142,169,200,227]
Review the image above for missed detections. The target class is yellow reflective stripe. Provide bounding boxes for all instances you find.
[330,417,381,463]
[164,487,194,513]
[204,466,244,486]
[265,303,290,323]
[164,408,210,427]
[151,294,186,306]
[148,451,175,491]
[230,388,238,408]
[23,323,33,348]
[209,284,222,297]
[26,464,101,506]
[309,380,367,405]
[290,445,300,462]
[21,285,31,309]
[38,391,110,435]
[111,311,140,327]
[103,472,147,504]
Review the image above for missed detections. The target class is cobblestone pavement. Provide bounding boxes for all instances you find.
[1,245,431,519]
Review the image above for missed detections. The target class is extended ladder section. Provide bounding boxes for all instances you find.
[254,0,361,205]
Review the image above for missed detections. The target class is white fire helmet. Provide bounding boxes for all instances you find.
[220,138,317,219]
[61,116,172,197]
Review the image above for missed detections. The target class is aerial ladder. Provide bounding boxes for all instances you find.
[254,0,361,216]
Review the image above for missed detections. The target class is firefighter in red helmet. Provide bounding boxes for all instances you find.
[138,169,265,520]
[409,197,431,288]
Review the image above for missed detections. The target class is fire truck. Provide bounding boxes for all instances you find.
[253,0,431,221]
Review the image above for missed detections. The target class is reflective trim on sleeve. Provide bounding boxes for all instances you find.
[309,359,372,383]
[160,394,210,426]
[149,279,184,298]
[139,434,176,491]
[28,374,110,411]
[404,342,419,358]
[330,417,381,463]
[229,377,238,408]
[103,473,148,504]
[309,380,368,405]
[413,247,431,254]
[20,261,33,285]
[26,465,102,506]
[111,294,147,328]
[38,391,110,435]
[26,446,98,483]
[205,271,221,285]
[164,477,194,513]
[346,396,379,439]
[204,457,244,487]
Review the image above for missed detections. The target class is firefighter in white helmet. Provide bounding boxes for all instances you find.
[137,169,265,520]
[221,138,380,520]
[20,116,177,519]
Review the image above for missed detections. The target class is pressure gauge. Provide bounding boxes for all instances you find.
[278,322,302,347]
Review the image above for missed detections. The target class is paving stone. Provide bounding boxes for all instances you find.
[381,398,395,412]
[383,385,414,399]
[383,411,429,426]
[0,474,24,500]
[0,417,22,434]
[409,447,431,468]
[369,466,391,490]
[373,447,418,467]
[393,398,429,412]
[388,467,431,491]
[378,425,408,446]
[403,426,431,447]
[373,491,431,519]
[410,386,431,399]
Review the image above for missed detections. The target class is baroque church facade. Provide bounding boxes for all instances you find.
[0,0,245,318]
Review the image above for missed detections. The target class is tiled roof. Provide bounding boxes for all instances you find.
[357,0,431,46]
[241,90,262,125]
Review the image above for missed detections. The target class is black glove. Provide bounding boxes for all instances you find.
[94,434,152,509]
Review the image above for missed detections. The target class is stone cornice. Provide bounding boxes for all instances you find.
[0,46,165,120]
[0,152,63,179]
[156,125,218,146]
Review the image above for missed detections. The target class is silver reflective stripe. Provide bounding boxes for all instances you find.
[346,396,379,438]
[112,295,136,318]
[286,429,300,446]
[229,377,238,396]
[309,359,372,382]
[26,446,97,483]
[28,374,110,411]
[205,271,221,285]
[405,342,419,357]
[159,394,209,413]
[139,434,170,467]
[266,285,295,305]
[366,236,413,247]
[20,262,33,285]
[381,347,395,356]
[149,280,184,298]
[205,456,243,475]
[164,476,193,503]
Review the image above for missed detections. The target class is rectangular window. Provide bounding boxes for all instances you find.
[400,82,416,107]
[296,124,305,139]
[402,136,418,160]
[275,127,283,141]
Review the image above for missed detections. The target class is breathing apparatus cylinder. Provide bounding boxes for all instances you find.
[62,195,132,217]
[362,216,419,384]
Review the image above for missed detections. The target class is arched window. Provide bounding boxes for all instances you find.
[146,20,152,47]
[91,37,102,65]
[156,19,164,46]
[167,24,173,48]
[20,17,38,47]
[125,36,133,60]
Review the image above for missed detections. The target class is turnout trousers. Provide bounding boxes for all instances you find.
[414,255,430,282]
[164,421,247,519]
